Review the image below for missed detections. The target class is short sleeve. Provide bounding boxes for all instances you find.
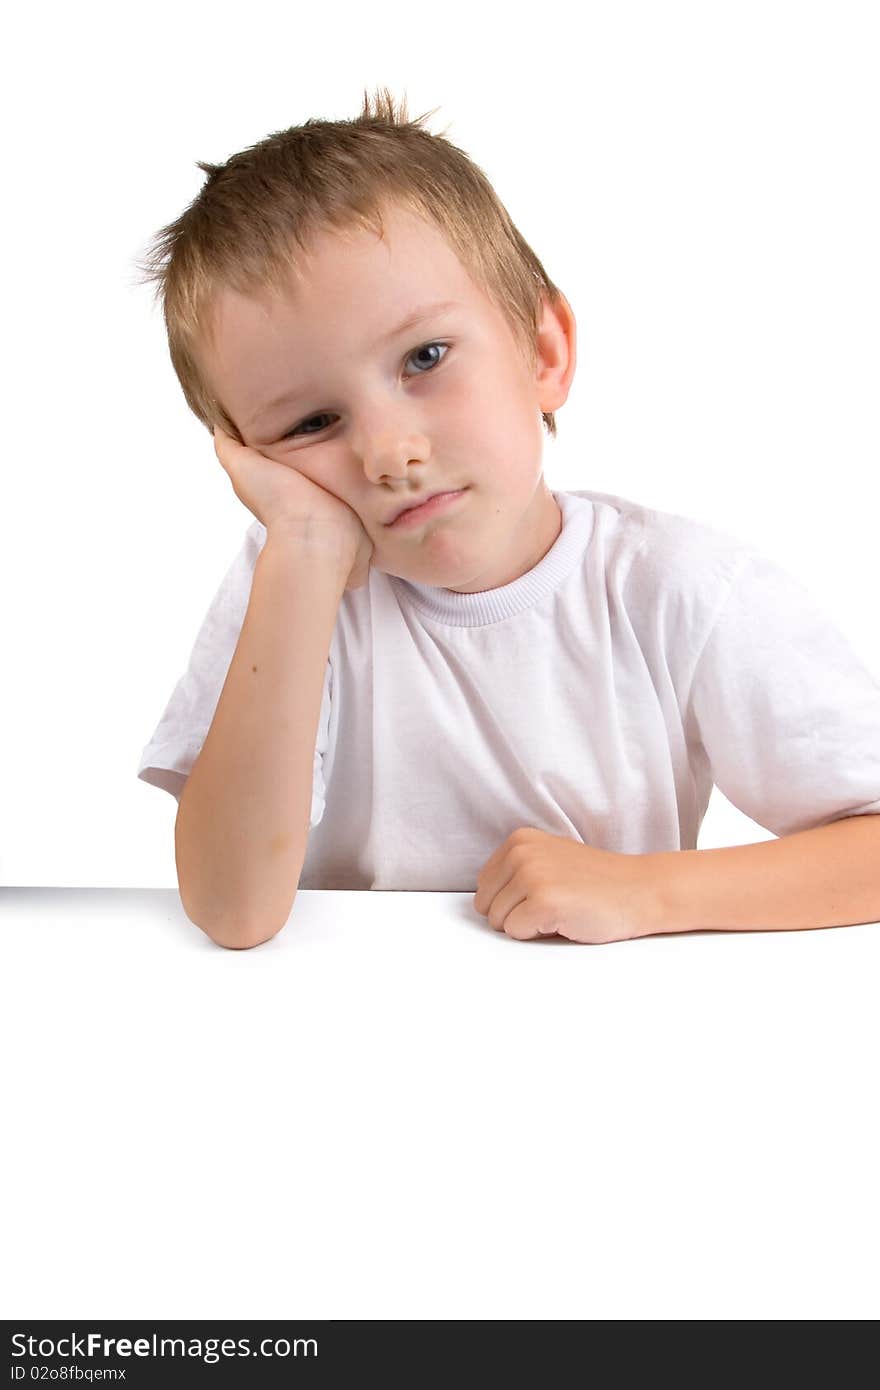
[687,551,880,837]
[137,520,332,829]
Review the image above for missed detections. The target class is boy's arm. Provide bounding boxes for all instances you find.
[650,812,880,934]
[473,816,880,941]
[174,526,352,949]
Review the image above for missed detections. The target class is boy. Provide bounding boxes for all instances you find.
[136,88,880,949]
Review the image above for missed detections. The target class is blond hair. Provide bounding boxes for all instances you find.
[134,87,564,439]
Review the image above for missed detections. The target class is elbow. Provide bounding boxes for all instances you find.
[205,928,280,950]
[202,919,285,950]
[198,911,287,945]
[181,896,296,951]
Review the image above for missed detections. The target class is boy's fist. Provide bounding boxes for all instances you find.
[473,827,663,943]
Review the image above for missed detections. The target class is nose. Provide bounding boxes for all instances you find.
[357,426,432,484]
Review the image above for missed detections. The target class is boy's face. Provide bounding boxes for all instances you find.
[201,203,576,592]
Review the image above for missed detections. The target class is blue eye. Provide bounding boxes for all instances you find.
[282,341,450,439]
[407,342,447,373]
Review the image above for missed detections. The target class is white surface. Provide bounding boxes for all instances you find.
[2,886,879,1319]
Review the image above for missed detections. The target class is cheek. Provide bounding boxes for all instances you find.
[434,362,490,420]
[285,449,346,496]
[453,362,533,441]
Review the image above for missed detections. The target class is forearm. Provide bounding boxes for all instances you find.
[649,813,880,934]
[175,525,351,947]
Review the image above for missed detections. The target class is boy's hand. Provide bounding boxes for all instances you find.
[473,827,662,943]
[213,424,374,589]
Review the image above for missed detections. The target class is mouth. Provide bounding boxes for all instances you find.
[385,488,469,529]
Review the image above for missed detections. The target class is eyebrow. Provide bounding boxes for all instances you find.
[245,299,463,427]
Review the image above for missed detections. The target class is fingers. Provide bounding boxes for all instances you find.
[501,903,546,940]
[213,423,239,451]
[484,879,529,934]
[213,424,245,477]
[213,423,228,465]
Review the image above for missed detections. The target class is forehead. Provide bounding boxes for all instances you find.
[210,205,492,345]
[198,205,514,430]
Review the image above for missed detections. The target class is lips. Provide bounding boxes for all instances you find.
[387,491,454,525]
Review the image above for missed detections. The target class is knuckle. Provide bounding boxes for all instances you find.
[530,884,557,915]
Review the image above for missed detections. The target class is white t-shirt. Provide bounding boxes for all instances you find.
[137,489,880,889]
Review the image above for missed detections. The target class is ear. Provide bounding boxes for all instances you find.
[534,290,577,415]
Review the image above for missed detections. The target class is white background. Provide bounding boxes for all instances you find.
[3,0,879,887]
[2,0,878,1323]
